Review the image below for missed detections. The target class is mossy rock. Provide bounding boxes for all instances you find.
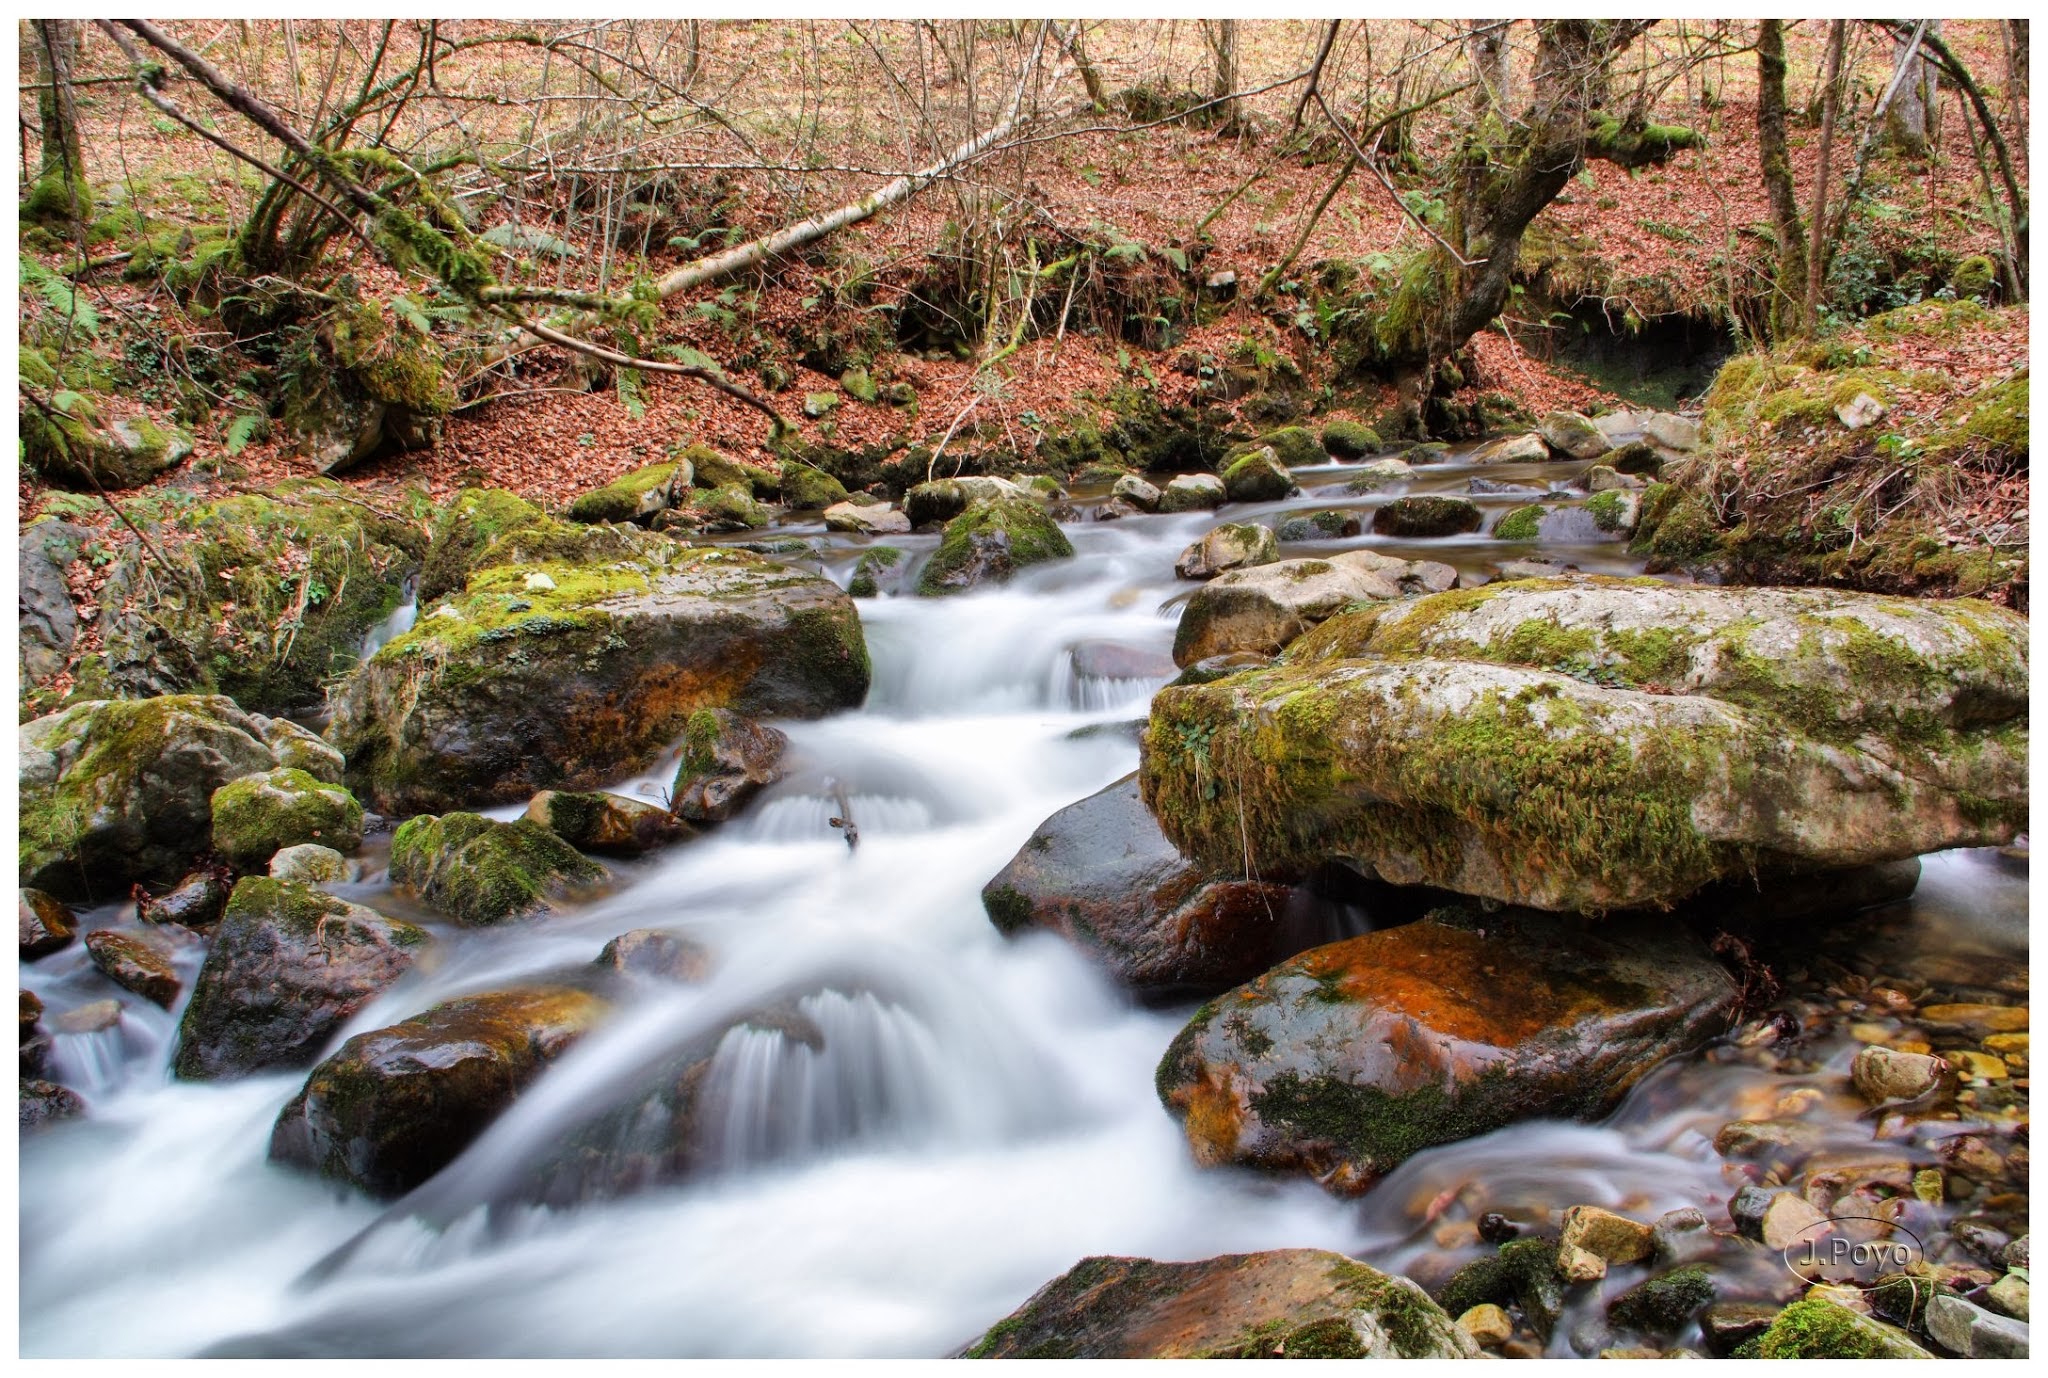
[839,367,879,403]
[209,768,364,871]
[1753,1299,1933,1359]
[698,483,771,530]
[1372,495,1482,537]
[1275,510,1364,542]
[388,812,606,926]
[1436,1239,1567,1340]
[1221,446,1297,503]
[849,545,906,599]
[915,497,1075,596]
[565,463,684,525]
[1606,1265,1716,1336]
[778,461,849,510]
[24,405,194,491]
[1492,504,1550,541]
[1321,420,1381,459]
[1258,426,1324,470]
[20,695,339,900]
[682,443,752,490]
[524,790,690,856]
[174,877,429,1080]
[330,544,869,813]
[964,1250,1478,1358]
[1950,254,1999,299]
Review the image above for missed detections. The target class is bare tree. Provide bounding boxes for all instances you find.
[1755,20,1807,337]
[27,18,91,230]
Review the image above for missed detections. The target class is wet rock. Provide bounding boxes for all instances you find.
[20,888,76,960]
[915,497,1074,596]
[1170,549,1457,667]
[1110,474,1162,511]
[1652,1207,1715,1263]
[1925,1293,2028,1358]
[822,500,910,536]
[1343,458,1414,493]
[565,463,686,525]
[1587,465,1645,493]
[961,1249,1478,1358]
[1321,421,1380,459]
[981,774,1298,996]
[1371,495,1482,537]
[20,991,50,1076]
[1558,1205,1655,1283]
[1643,413,1700,452]
[1757,1192,1828,1250]
[2006,1236,2031,1271]
[174,878,429,1080]
[210,768,365,871]
[1852,1045,1948,1105]
[1755,1298,1932,1358]
[1608,441,1664,477]
[1175,523,1279,581]
[1168,652,1275,688]
[139,871,232,929]
[595,929,710,983]
[1607,1265,1714,1336]
[268,844,357,885]
[1143,579,2028,912]
[1540,411,1611,460]
[1918,1003,2028,1035]
[1275,510,1364,541]
[20,1078,85,1131]
[388,813,606,927]
[1986,1273,2029,1323]
[1220,446,1297,503]
[84,929,183,1009]
[848,545,905,598]
[1495,558,1577,581]
[1157,473,1227,513]
[330,542,867,814]
[670,709,789,824]
[1714,1117,1829,1163]
[1457,1303,1513,1347]
[903,476,1031,529]
[524,790,690,856]
[1478,1212,1521,1244]
[52,999,121,1035]
[1156,917,1737,1190]
[1471,432,1550,464]
[1468,477,1543,496]
[269,986,610,1198]
[20,694,342,900]
[1436,1238,1568,1341]
[1701,1301,1778,1356]
[1069,640,1176,683]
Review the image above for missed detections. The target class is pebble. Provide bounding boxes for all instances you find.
[1849,1022,1893,1043]
[1651,1206,1714,1263]
[1557,1206,1654,1283]
[1919,1004,2028,1034]
[1952,1050,2010,1081]
[1457,1304,1514,1347]
[1912,1169,1945,1204]
[2004,1236,2030,1270]
[1925,1293,2030,1358]
[1597,1347,1659,1359]
[1760,1192,1828,1250]
[1985,1273,2030,1323]
[1851,1045,1948,1104]
[1985,1032,2029,1070]
[1478,1212,1520,1244]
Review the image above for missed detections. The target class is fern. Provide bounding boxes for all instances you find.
[21,259,99,336]
[657,345,724,373]
[616,367,646,420]
[480,222,572,260]
[224,412,269,455]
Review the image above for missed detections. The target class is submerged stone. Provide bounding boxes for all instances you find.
[1155,916,1738,1191]
[961,1249,1478,1359]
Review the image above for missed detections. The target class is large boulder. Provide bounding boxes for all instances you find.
[670,709,789,823]
[1156,916,1738,1191]
[1175,523,1279,581]
[1540,410,1611,460]
[209,768,365,870]
[19,695,343,900]
[564,462,686,525]
[1372,495,1482,537]
[962,1250,1478,1359]
[1144,579,2027,911]
[1170,550,1457,667]
[269,986,610,1198]
[1220,446,1297,503]
[174,878,429,1080]
[914,497,1075,596]
[981,774,1298,996]
[904,476,1032,529]
[1157,473,1228,513]
[388,813,606,926]
[329,542,868,814]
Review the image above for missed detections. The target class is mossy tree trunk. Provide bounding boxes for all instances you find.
[1883,20,1941,159]
[28,18,92,231]
[1756,20,1808,339]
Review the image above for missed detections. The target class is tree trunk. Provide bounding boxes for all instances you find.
[1801,19,1848,335]
[1756,20,1808,338]
[1208,20,1239,133]
[28,18,92,229]
[1885,19,1941,159]
[2005,20,2028,107]
[1466,20,1510,119]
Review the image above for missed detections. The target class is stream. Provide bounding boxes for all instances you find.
[18,449,2028,1357]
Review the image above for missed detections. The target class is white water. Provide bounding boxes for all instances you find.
[18,456,2024,1357]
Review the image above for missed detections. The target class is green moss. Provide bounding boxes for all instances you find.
[327,298,456,415]
[1493,504,1549,541]
[698,484,770,529]
[1321,420,1381,458]
[1934,373,2028,464]
[1753,1299,1930,1359]
[1221,448,1296,502]
[1259,426,1322,469]
[388,811,605,926]
[1950,255,1998,299]
[1606,1265,1714,1335]
[682,444,752,489]
[1585,489,1631,532]
[565,464,681,524]
[1436,1238,1565,1328]
[849,545,905,599]
[915,497,1074,596]
[778,461,849,510]
[418,488,551,601]
[1634,491,1723,564]
[209,768,364,870]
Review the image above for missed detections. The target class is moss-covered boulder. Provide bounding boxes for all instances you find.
[209,768,365,871]
[1221,446,1297,503]
[1157,472,1228,512]
[329,543,868,814]
[20,695,342,900]
[684,444,753,490]
[963,1250,1478,1358]
[1258,426,1324,470]
[87,478,420,714]
[564,463,685,525]
[269,985,610,1198]
[981,774,1298,997]
[84,928,185,1009]
[778,460,849,510]
[26,405,194,491]
[268,844,356,884]
[1539,410,1611,460]
[1143,578,2028,911]
[849,545,906,598]
[915,497,1075,596]
[20,889,76,961]
[1171,550,1457,667]
[1470,432,1550,464]
[1321,421,1381,459]
[1343,458,1415,493]
[1753,1299,1933,1359]
[1175,523,1279,581]
[174,878,429,1080]
[523,790,690,856]
[1372,495,1482,537]
[696,484,771,531]
[388,813,606,926]
[1275,510,1364,542]
[904,476,1033,529]
[1156,916,1737,1191]
[670,710,789,823]
[1492,503,1550,541]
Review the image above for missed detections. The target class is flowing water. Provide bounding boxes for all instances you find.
[18,452,2028,1357]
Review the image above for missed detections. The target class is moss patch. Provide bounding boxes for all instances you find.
[388,812,605,926]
